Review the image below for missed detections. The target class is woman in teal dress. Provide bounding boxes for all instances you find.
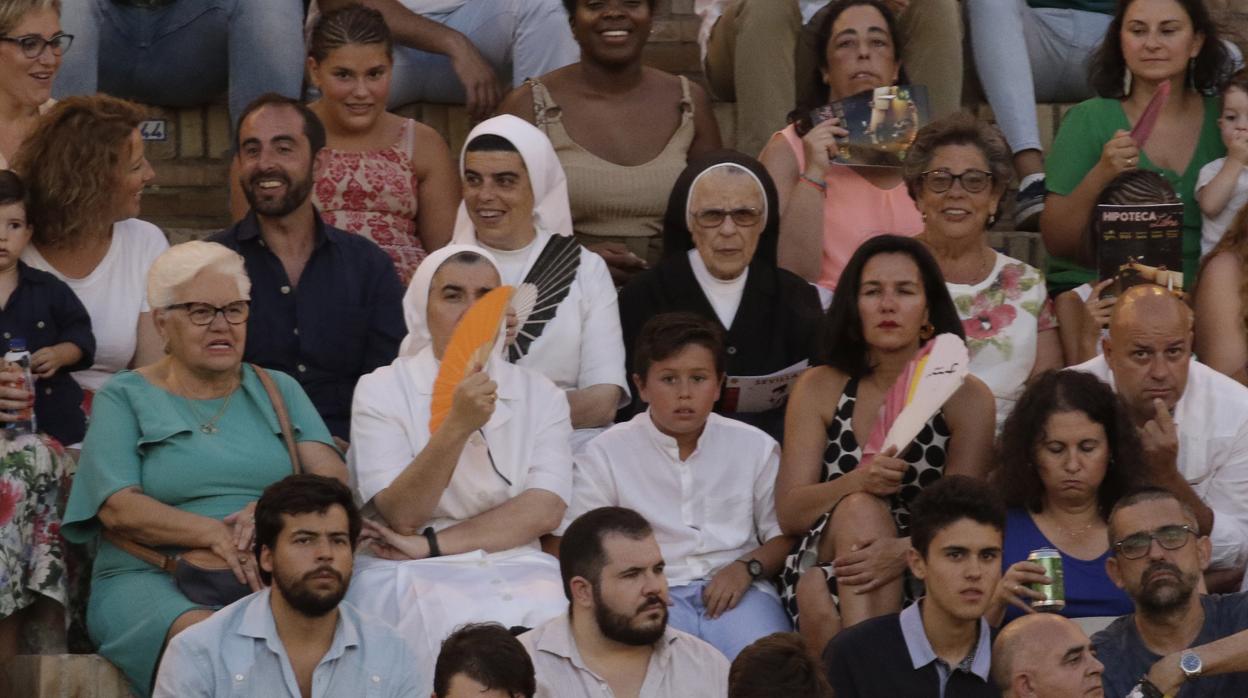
[61,242,347,696]
[1039,0,1234,293]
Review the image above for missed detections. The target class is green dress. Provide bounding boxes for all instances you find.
[1045,95,1225,291]
[61,366,334,697]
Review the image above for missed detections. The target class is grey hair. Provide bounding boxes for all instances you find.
[0,0,61,36]
[147,241,251,310]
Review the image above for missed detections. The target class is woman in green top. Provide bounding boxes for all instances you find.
[1040,0,1233,292]
[61,242,347,696]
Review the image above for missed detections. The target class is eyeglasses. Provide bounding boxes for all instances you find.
[166,301,250,326]
[1113,524,1196,559]
[919,169,994,194]
[0,33,74,59]
[692,207,762,228]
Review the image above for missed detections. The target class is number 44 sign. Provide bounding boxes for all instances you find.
[139,119,167,142]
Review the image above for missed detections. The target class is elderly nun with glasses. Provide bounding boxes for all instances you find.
[61,241,345,696]
[908,113,1063,429]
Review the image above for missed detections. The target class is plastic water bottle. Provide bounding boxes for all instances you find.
[4,338,36,436]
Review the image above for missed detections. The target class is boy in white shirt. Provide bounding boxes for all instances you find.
[563,312,793,659]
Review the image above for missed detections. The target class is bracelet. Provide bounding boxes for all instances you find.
[799,173,827,193]
[422,526,442,558]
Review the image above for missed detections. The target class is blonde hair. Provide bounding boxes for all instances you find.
[1199,204,1248,331]
[0,0,60,36]
[147,241,251,310]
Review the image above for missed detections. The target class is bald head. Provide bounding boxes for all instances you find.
[992,615,1103,698]
[1102,284,1193,424]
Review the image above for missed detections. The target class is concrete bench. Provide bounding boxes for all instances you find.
[7,654,134,698]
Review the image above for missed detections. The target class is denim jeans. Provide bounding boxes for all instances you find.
[55,0,305,127]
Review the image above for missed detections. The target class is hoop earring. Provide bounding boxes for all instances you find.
[1123,69,1132,97]
[920,323,935,341]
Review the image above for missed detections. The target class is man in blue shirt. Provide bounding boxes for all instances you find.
[153,474,423,697]
[211,94,405,442]
[822,476,1004,698]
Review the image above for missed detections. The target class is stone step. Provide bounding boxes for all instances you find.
[6,654,133,698]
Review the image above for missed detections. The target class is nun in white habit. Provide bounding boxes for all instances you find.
[444,115,628,440]
[346,244,572,688]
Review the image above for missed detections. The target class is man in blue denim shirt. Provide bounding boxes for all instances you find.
[153,474,423,697]
[211,94,405,442]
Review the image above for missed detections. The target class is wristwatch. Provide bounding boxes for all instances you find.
[737,558,764,580]
[1180,649,1203,679]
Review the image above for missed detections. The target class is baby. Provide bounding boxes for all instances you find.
[1197,68,1248,257]
[0,170,94,445]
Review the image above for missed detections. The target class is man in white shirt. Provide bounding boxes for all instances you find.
[316,0,578,119]
[153,475,423,698]
[1070,284,1248,581]
[520,507,730,698]
[698,0,962,157]
[564,313,793,659]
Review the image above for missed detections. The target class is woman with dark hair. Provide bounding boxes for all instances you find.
[905,113,1062,428]
[774,234,995,653]
[760,0,922,300]
[1041,0,1233,293]
[618,151,821,438]
[988,370,1141,626]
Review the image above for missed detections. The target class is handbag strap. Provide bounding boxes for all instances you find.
[102,529,178,573]
[251,363,302,475]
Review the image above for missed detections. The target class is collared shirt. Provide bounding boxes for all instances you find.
[0,262,94,445]
[210,211,405,439]
[1070,356,1248,569]
[564,411,783,589]
[152,589,423,698]
[519,612,729,698]
[898,601,993,698]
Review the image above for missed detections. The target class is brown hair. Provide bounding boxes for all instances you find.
[1200,202,1248,332]
[0,0,60,36]
[729,633,833,698]
[12,94,147,249]
[308,2,392,63]
[902,111,1012,202]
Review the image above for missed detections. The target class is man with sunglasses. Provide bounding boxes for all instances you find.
[1093,488,1248,698]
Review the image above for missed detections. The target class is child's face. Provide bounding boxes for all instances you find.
[1220,87,1248,145]
[635,344,722,443]
[0,203,31,273]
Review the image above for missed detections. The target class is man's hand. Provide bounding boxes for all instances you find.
[1140,397,1179,478]
[1146,652,1186,697]
[702,561,753,620]
[584,241,648,285]
[360,519,431,560]
[447,36,501,120]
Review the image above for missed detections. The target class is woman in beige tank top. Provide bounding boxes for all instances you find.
[499,0,722,285]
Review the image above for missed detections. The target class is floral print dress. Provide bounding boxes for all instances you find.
[0,434,74,622]
[947,252,1057,429]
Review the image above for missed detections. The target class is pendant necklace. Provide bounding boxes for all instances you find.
[178,379,238,435]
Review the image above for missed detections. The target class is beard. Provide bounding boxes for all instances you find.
[274,565,349,618]
[242,169,314,218]
[593,584,667,646]
[1135,561,1199,615]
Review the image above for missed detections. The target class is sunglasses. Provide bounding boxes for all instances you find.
[692,207,762,228]
[1113,524,1196,560]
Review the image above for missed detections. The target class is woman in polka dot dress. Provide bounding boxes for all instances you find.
[774,236,997,654]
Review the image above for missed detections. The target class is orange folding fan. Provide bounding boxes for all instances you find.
[429,285,515,433]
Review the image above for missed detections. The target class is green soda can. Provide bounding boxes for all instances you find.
[1027,547,1065,612]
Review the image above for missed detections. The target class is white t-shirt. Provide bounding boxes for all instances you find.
[696,0,828,60]
[1197,157,1248,257]
[688,249,747,328]
[22,218,169,392]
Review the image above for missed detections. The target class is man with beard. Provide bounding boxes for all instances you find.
[152,474,422,697]
[519,507,729,697]
[1094,488,1248,698]
[991,614,1104,698]
[211,94,405,444]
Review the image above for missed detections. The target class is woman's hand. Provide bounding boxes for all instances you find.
[360,519,430,560]
[223,501,257,554]
[1084,278,1117,331]
[702,561,753,620]
[856,447,907,497]
[834,536,909,593]
[1100,129,1140,175]
[447,365,497,434]
[992,560,1050,616]
[205,518,262,590]
[0,363,33,423]
[584,241,648,285]
[801,117,850,181]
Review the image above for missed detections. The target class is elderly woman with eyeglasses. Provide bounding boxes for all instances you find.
[0,0,70,169]
[61,242,346,696]
[907,113,1063,429]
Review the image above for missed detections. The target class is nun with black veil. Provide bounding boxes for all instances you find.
[618,151,822,439]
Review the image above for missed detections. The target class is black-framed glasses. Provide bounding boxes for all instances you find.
[166,301,250,326]
[692,207,762,228]
[0,33,74,59]
[1113,524,1196,559]
[919,169,994,194]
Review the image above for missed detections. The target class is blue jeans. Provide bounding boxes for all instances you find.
[55,0,305,126]
[386,0,579,106]
[667,580,793,660]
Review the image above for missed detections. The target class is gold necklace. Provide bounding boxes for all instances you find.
[184,388,236,435]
